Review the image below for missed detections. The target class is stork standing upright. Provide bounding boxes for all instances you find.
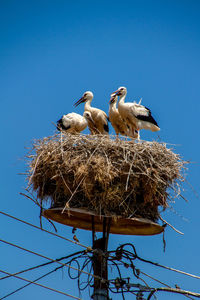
[57,111,94,134]
[112,87,160,136]
[109,93,138,139]
[74,91,109,135]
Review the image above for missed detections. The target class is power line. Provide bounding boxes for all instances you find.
[140,271,195,300]
[108,243,199,300]
[140,270,173,288]
[0,210,90,250]
[0,269,81,299]
[109,243,200,281]
[147,287,200,300]
[3,211,199,281]
[137,253,200,280]
[1,265,64,299]
[2,252,89,299]
[109,262,195,300]
[2,210,200,299]
[0,251,84,281]
[0,238,105,282]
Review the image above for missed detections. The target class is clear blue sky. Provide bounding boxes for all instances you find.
[1,0,200,299]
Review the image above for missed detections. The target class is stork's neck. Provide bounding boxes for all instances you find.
[84,100,92,111]
[118,94,126,104]
[109,102,117,111]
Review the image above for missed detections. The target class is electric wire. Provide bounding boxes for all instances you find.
[137,271,195,300]
[1,210,200,299]
[1,264,64,299]
[137,253,200,280]
[0,251,84,281]
[0,269,81,299]
[140,270,171,288]
[109,243,200,280]
[147,287,200,300]
[1,251,94,299]
[0,210,89,250]
[108,244,196,300]
[2,211,199,280]
[1,251,89,299]
[140,269,194,299]
[0,238,105,283]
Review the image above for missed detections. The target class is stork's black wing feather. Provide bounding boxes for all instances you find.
[136,113,159,127]
[133,103,159,127]
[104,123,109,133]
[57,118,70,131]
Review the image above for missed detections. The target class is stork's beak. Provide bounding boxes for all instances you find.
[74,96,86,107]
[109,96,115,103]
[112,89,121,96]
[109,97,113,103]
[84,112,96,126]
[109,93,115,103]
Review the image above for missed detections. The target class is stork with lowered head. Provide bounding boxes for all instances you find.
[57,111,94,134]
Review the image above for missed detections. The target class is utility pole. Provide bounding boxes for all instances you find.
[92,216,110,300]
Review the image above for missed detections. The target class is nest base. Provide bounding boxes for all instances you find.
[43,207,164,236]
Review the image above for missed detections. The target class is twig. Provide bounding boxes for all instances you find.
[28,151,44,185]
[159,216,184,235]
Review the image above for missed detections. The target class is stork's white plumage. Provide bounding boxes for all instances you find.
[112,87,138,138]
[132,102,160,131]
[109,93,138,139]
[57,111,93,134]
[74,91,109,135]
[113,87,160,134]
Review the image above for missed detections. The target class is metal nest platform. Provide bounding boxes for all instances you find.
[43,207,164,236]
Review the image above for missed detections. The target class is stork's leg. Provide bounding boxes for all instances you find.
[115,133,119,141]
[136,130,140,141]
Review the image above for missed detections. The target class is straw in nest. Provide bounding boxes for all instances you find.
[26,134,187,222]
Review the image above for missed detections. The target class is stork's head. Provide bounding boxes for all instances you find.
[83,111,95,124]
[109,93,118,104]
[83,111,92,120]
[74,91,94,107]
[112,86,127,96]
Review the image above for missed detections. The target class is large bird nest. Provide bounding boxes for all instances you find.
[26,134,187,222]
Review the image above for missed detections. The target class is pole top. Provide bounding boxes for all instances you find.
[43,207,164,236]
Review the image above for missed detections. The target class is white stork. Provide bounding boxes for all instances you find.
[57,111,94,134]
[109,93,139,139]
[74,91,109,135]
[112,87,160,135]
